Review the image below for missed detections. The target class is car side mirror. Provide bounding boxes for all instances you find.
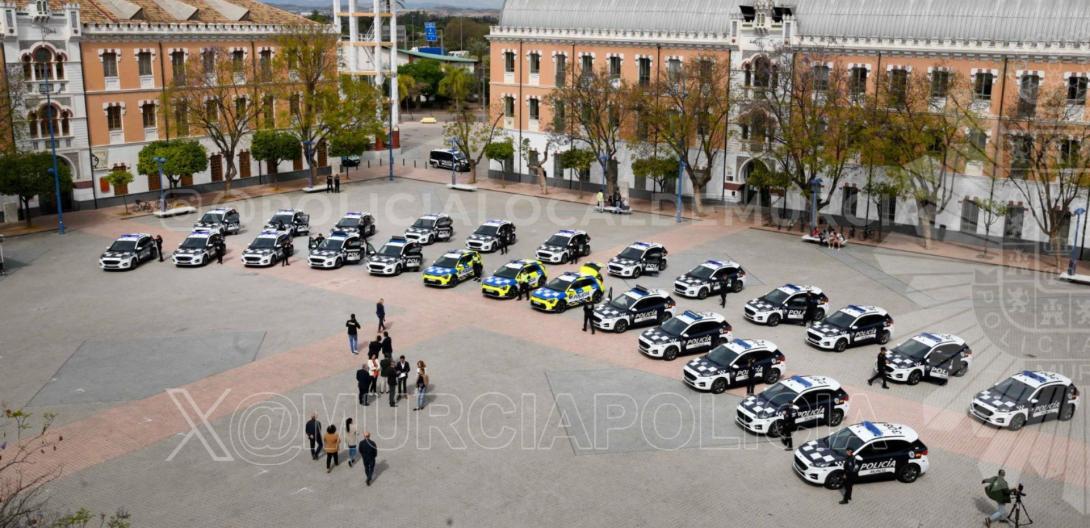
[1029,398,1038,404]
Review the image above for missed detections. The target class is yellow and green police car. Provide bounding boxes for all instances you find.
[529,263,605,312]
[481,259,547,299]
[422,249,483,287]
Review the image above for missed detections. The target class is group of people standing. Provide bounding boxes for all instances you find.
[346,305,430,411]
[305,414,379,484]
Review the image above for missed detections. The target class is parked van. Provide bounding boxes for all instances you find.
[429,149,470,172]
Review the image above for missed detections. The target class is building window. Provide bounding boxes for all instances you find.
[142,103,156,128]
[812,65,829,93]
[961,199,980,233]
[503,96,514,117]
[667,58,682,83]
[106,105,123,131]
[968,129,988,157]
[888,68,908,105]
[974,72,994,102]
[749,56,772,89]
[138,51,153,76]
[553,100,565,130]
[1060,139,1081,168]
[32,47,58,81]
[235,97,247,118]
[841,187,859,217]
[259,50,272,80]
[529,98,539,120]
[171,50,186,84]
[1068,76,1088,105]
[263,95,275,128]
[203,49,216,75]
[555,54,567,86]
[850,66,868,97]
[174,102,189,136]
[528,52,540,75]
[205,99,218,123]
[1018,74,1040,118]
[581,55,593,76]
[231,49,245,70]
[608,56,621,79]
[289,94,300,117]
[930,70,951,99]
[504,51,515,73]
[1010,135,1032,178]
[102,51,118,78]
[638,58,651,87]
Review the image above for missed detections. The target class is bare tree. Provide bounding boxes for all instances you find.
[1,407,62,527]
[440,66,502,183]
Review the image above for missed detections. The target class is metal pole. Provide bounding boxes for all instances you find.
[155,156,166,211]
[303,140,314,188]
[809,178,823,230]
[388,108,394,181]
[675,159,684,223]
[450,137,457,186]
[1069,208,1085,275]
[41,82,65,234]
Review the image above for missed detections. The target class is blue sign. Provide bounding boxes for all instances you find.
[418,46,444,56]
[424,22,437,42]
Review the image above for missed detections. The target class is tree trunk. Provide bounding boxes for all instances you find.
[1052,231,1065,272]
[468,160,478,184]
[21,196,31,227]
[224,163,236,195]
[916,203,934,250]
[691,188,704,217]
[121,195,129,214]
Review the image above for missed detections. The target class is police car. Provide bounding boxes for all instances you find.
[465,219,517,253]
[673,259,746,299]
[405,213,454,245]
[592,285,677,332]
[529,263,605,312]
[264,209,310,237]
[884,333,972,385]
[171,229,224,267]
[422,248,482,287]
[333,211,376,237]
[366,236,423,275]
[638,310,733,361]
[241,230,292,267]
[193,207,241,235]
[99,233,158,270]
[806,305,893,352]
[607,242,668,278]
[744,284,829,326]
[481,259,547,299]
[683,339,786,393]
[794,421,929,489]
[736,375,849,435]
[308,230,365,269]
[969,370,1080,431]
[535,230,591,264]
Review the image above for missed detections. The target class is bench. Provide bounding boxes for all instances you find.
[152,205,196,218]
[801,234,848,247]
[1058,272,1090,286]
[597,206,632,215]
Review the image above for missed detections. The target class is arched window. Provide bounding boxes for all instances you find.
[33,47,54,81]
[24,46,65,81]
[30,104,69,138]
[752,56,773,89]
[27,110,38,138]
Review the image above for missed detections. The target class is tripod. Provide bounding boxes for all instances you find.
[1007,493,1033,527]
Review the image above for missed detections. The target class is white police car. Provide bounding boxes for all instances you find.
[171,229,224,267]
[884,333,972,385]
[405,213,454,245]
[684,339,786,393]
[638,310,733,361]
[969,370,1080,431]
[535,229,591,264]
[367,236,424,275]
[744,284,829,326]
[592,285,676,332]
[794,421,929,489]
[333,211,376,237]
[308,230,365,268]
[264,209,310,237]
[99,233,158,270]
[673,259,746,299]
[806,305,893,352]
[241,230,292,267]
[193,207,241,235]
[736,375,849,434]
[607,241,668,278]
[465,219,516,252]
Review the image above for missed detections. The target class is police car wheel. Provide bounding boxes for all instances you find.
[877,331,890,345]
[824,471,846,490]
[1059,404,1076,421]
[907,370,922,385]
[767,313,781,327]
[592,290,603,303]
[764,369,780,384]
[557,300,568,312]
[394,264,402,275]
[834,340,847,352]
[1007,414,1026,431]
[632,267,642,278]
[767,421,783,438]
[710,378,728,394]
[896,464,921,484]
[614,319,628,333]
[663,347,679,361]
[335,258,343,269]
[731,281,743,293]
[828,409,845,426]
[953,363,968,377]
[697,288,708,300]
[813,310,826,322]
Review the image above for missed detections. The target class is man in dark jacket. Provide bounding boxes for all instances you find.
[346,314,361,355]
[304,413,322,460]
[867,347,890,389]
[472,259,484,282]
[368,335,383,358]
[360,432,378,485]
[356,364,371,406]
[718,274,729,308]
[376,298,386,331]
[381,331,393,359]
[516,278,529,301]
[803,295,818,326]
[982,469,1011,526]
[745,359,758,395]
[498,235,508,255]
[381,356,396,406]
[216,239,225,264]
[326,173,333,193]
[395,355,410,400]
[840,449,860,504]
[154,235,164,262]
[582,301,596,334]
[780,404,798,450]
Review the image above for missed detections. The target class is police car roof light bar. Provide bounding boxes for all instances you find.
[788,375,812,387]
[861,421,883,436]
[734,339,753,349]
[681,310,702,319]
[920,332,943,342]
[1021,370,1048,383]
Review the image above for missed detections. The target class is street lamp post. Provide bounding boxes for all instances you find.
[675,160,685,223]
[154,156,167,212]
[38,80,64,234]
[387,106,395,182]
[449,137,458,186]
[1068,208,1086,276]
[809,177,824,231]
[303,140,314,188]
[598,153,608,196]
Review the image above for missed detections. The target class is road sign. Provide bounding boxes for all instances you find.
[424,22,437,43]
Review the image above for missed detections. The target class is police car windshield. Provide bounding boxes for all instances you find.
[336,217,361,228]
[545,234,573,246]
[545,276,574,290]
[825,428,866,457]
[433,256,460,268]
[378,244,404,257]
[706,345,740,367]
[893,340,932,361]
[825,311,856,328]
[494,266,522,279]
[412,218,436,229]
[758,383,799,407]
[199,212,223,223]
[687,265,717,279]
[474,225,500,236]
[659,317,689,336]
[270,214,294,226]
[761,289,790,305]
[991,378,1035,403]
[318,238,345,251]
[617,247,646,260]
[107,240,138,252]
[180,236,208,249]
[249,237,278,249]
[608,294,638,310]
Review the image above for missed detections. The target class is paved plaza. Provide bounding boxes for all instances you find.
[1,177,1088,527]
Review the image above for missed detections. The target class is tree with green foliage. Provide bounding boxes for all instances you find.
[441,64,502,184]
[397,73,419,118]
[557,148,596,194]
[484,138,515,185]
[437,66,475,111]
[250,130,299,187]
[103,168,135,213]
[862,176,909,242]
[743,160,792,224]
[631,155,678,194]
[0,151,73,227]
[398,59,444,101]
[137,140,208,189]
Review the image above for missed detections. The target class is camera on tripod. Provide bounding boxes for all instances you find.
[1010,483,1027,500]
[1008,483,1032,527]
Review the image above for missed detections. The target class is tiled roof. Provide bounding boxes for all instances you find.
[74,0,311,25]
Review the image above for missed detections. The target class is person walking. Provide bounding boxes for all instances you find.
[154,235,164,262]
[282,240,291,266]
[595,190,604,211]
[334,174,341,193]
[345,418,359,467]
[395,355,410,400]
[472,259,484,282]
[381,331,393,359]
[867,347,891,389]
[376,298,386,331]
[840,449,860,504]
[346,314,361,355]
[803,294,817,326]
[326,173,333,193]
[498,235,508,255]
[367,349,382,396]
[359,432,378,486]
[323,424,340,473]
[745,359,758,395]
[356,362,371,406]
[367,335,383,359]
[216,239,225,264]
[780,403,797,450]
[414,360,429,411]
[718,274,729,308]
[382,355,397,407]
[304,413,322,460]
[582,301,596,334]
[982,469,1011,526]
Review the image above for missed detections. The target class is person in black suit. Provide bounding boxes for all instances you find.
[395,355,411,400]
[381,331,393,359]
[803,295,817,326]
[356,363,371,406]
[216,239,225,264]
[780,404,797,451]
[867,347,890,389]
[840,449,859,504]
[359,432,378,486]
[718,274,729,308]
[334,174,341,193]
[745,359,758,395]
[326,173,333,193]
[154,235,164,262]
[381,355,397,407]
[582,301,596,334]
[304,413,322,460]
[498,235,508,255]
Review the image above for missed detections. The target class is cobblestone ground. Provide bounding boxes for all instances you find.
[1,178,1087,527]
